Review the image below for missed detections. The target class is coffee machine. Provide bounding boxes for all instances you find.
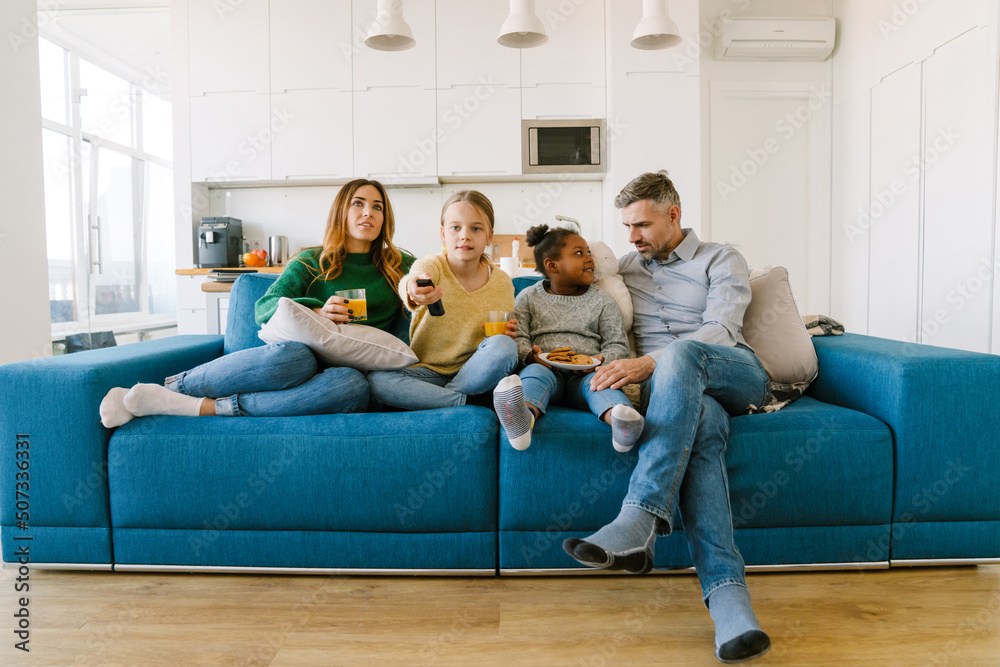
[197,217,243,268]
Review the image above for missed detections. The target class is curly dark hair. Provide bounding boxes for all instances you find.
[525,224,577,278]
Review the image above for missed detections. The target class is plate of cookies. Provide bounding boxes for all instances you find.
[539,347,601,371]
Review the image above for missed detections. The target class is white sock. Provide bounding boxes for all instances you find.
[99,387,135,428]
[610,404,644,453]
[123,383,204,417]
[493,375,534,451]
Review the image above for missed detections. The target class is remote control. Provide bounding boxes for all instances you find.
[415,278,445,316]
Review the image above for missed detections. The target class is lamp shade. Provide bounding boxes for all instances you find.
[498,0,548,48]
[365,0,415,51]
[631,0,682,50]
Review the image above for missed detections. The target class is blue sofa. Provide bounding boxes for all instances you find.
[3,273,999,573]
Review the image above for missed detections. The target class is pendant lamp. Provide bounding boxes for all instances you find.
[631,0,682,50]
[365,0,415,51]
[498,0,548,49]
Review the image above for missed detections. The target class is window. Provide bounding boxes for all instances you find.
[39,38,176,340]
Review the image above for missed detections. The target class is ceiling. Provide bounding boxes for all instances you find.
[40,2,172,95]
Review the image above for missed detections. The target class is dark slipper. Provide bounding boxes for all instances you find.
[716,630,771,663]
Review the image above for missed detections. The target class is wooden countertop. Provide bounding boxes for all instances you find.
[176,267,284,275]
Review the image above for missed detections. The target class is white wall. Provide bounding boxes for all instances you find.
[0,0,55,364]
[699,0,833,315]
[831,0,999,353]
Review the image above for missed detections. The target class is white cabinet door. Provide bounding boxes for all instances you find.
[188,0,269,95]
[437,85,520,177]
[868,64,921,344]
[921,28,994,353]
[352,0,435,90]
[353,88,437,178]
[521,0,605,88]
[436,0,519,87]
[270,0,353,93]
[190,93,272,183]
[271,91,353,180]
[521,85,605,119]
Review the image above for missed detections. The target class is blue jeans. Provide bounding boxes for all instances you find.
[627,340,770,600]
[520,363,630,420]
[368,335,518,410]
[165,342,369,416]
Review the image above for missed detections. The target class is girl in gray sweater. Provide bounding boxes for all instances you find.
[494,225,644,451]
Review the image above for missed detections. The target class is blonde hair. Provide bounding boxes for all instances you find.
[299,179,408,294]
[441,190,495,267]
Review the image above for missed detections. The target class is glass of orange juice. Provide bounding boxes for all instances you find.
[484,310,511,337]
[336,289,367,322]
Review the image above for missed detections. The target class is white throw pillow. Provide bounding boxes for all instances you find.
[742,267,818,385]
[258,297,418,371]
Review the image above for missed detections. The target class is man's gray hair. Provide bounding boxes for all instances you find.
[614,170,682,215]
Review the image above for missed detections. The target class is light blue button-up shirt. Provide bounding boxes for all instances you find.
[618,228,751,361]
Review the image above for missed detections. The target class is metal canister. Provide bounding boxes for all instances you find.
[268,235,289,266]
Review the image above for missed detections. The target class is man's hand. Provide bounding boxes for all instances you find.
[590,356,655,391]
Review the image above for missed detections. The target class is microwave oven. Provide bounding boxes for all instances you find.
[521,119,607,175]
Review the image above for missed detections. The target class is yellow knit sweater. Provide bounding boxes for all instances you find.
[400,253,515,374]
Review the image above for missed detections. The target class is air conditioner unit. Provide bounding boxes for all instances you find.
[716,17,836,61]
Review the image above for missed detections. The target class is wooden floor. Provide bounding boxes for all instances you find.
[1,565,999,666]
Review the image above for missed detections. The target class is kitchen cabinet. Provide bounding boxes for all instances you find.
[437,85,520,177]
[270,0,353,93]
[521,84,605,120]
[190,93,272,183]
[435,0,519,88]
[188,0,269,95]
[352,0,436,90]
[353,87,437,179]
[271,91,354,180]
[520,0,605,88]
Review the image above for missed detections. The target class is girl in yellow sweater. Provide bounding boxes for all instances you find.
[368,190,518,410]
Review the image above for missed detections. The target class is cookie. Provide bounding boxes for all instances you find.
[570,354,592,365]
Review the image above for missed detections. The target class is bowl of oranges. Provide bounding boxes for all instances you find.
[241,249,269,267]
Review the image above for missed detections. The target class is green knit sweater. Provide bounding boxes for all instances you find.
[254,248,415,331]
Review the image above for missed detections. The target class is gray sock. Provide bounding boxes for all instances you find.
[494,375,534,451]
[709,584,769,662]
[609,404,644,452]
[584,505,657,556]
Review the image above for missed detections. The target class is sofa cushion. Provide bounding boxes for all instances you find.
[108,407,499,535]
[498,396,893,569]
[258,297,418,371]
[743,266,818,384]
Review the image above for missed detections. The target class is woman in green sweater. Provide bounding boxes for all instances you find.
[98,179,414,427]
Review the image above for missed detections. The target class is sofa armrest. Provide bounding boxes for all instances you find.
[809,333,1000,525]
[0,336,223,564]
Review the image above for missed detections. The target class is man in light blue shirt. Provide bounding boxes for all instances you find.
[562,171,772,664]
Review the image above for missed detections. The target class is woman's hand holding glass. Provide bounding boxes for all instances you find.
[313,296,353,323]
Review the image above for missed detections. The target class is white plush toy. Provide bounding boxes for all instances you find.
[587,240,633,331]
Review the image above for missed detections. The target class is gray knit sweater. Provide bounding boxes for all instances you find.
[513,281,630,364]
